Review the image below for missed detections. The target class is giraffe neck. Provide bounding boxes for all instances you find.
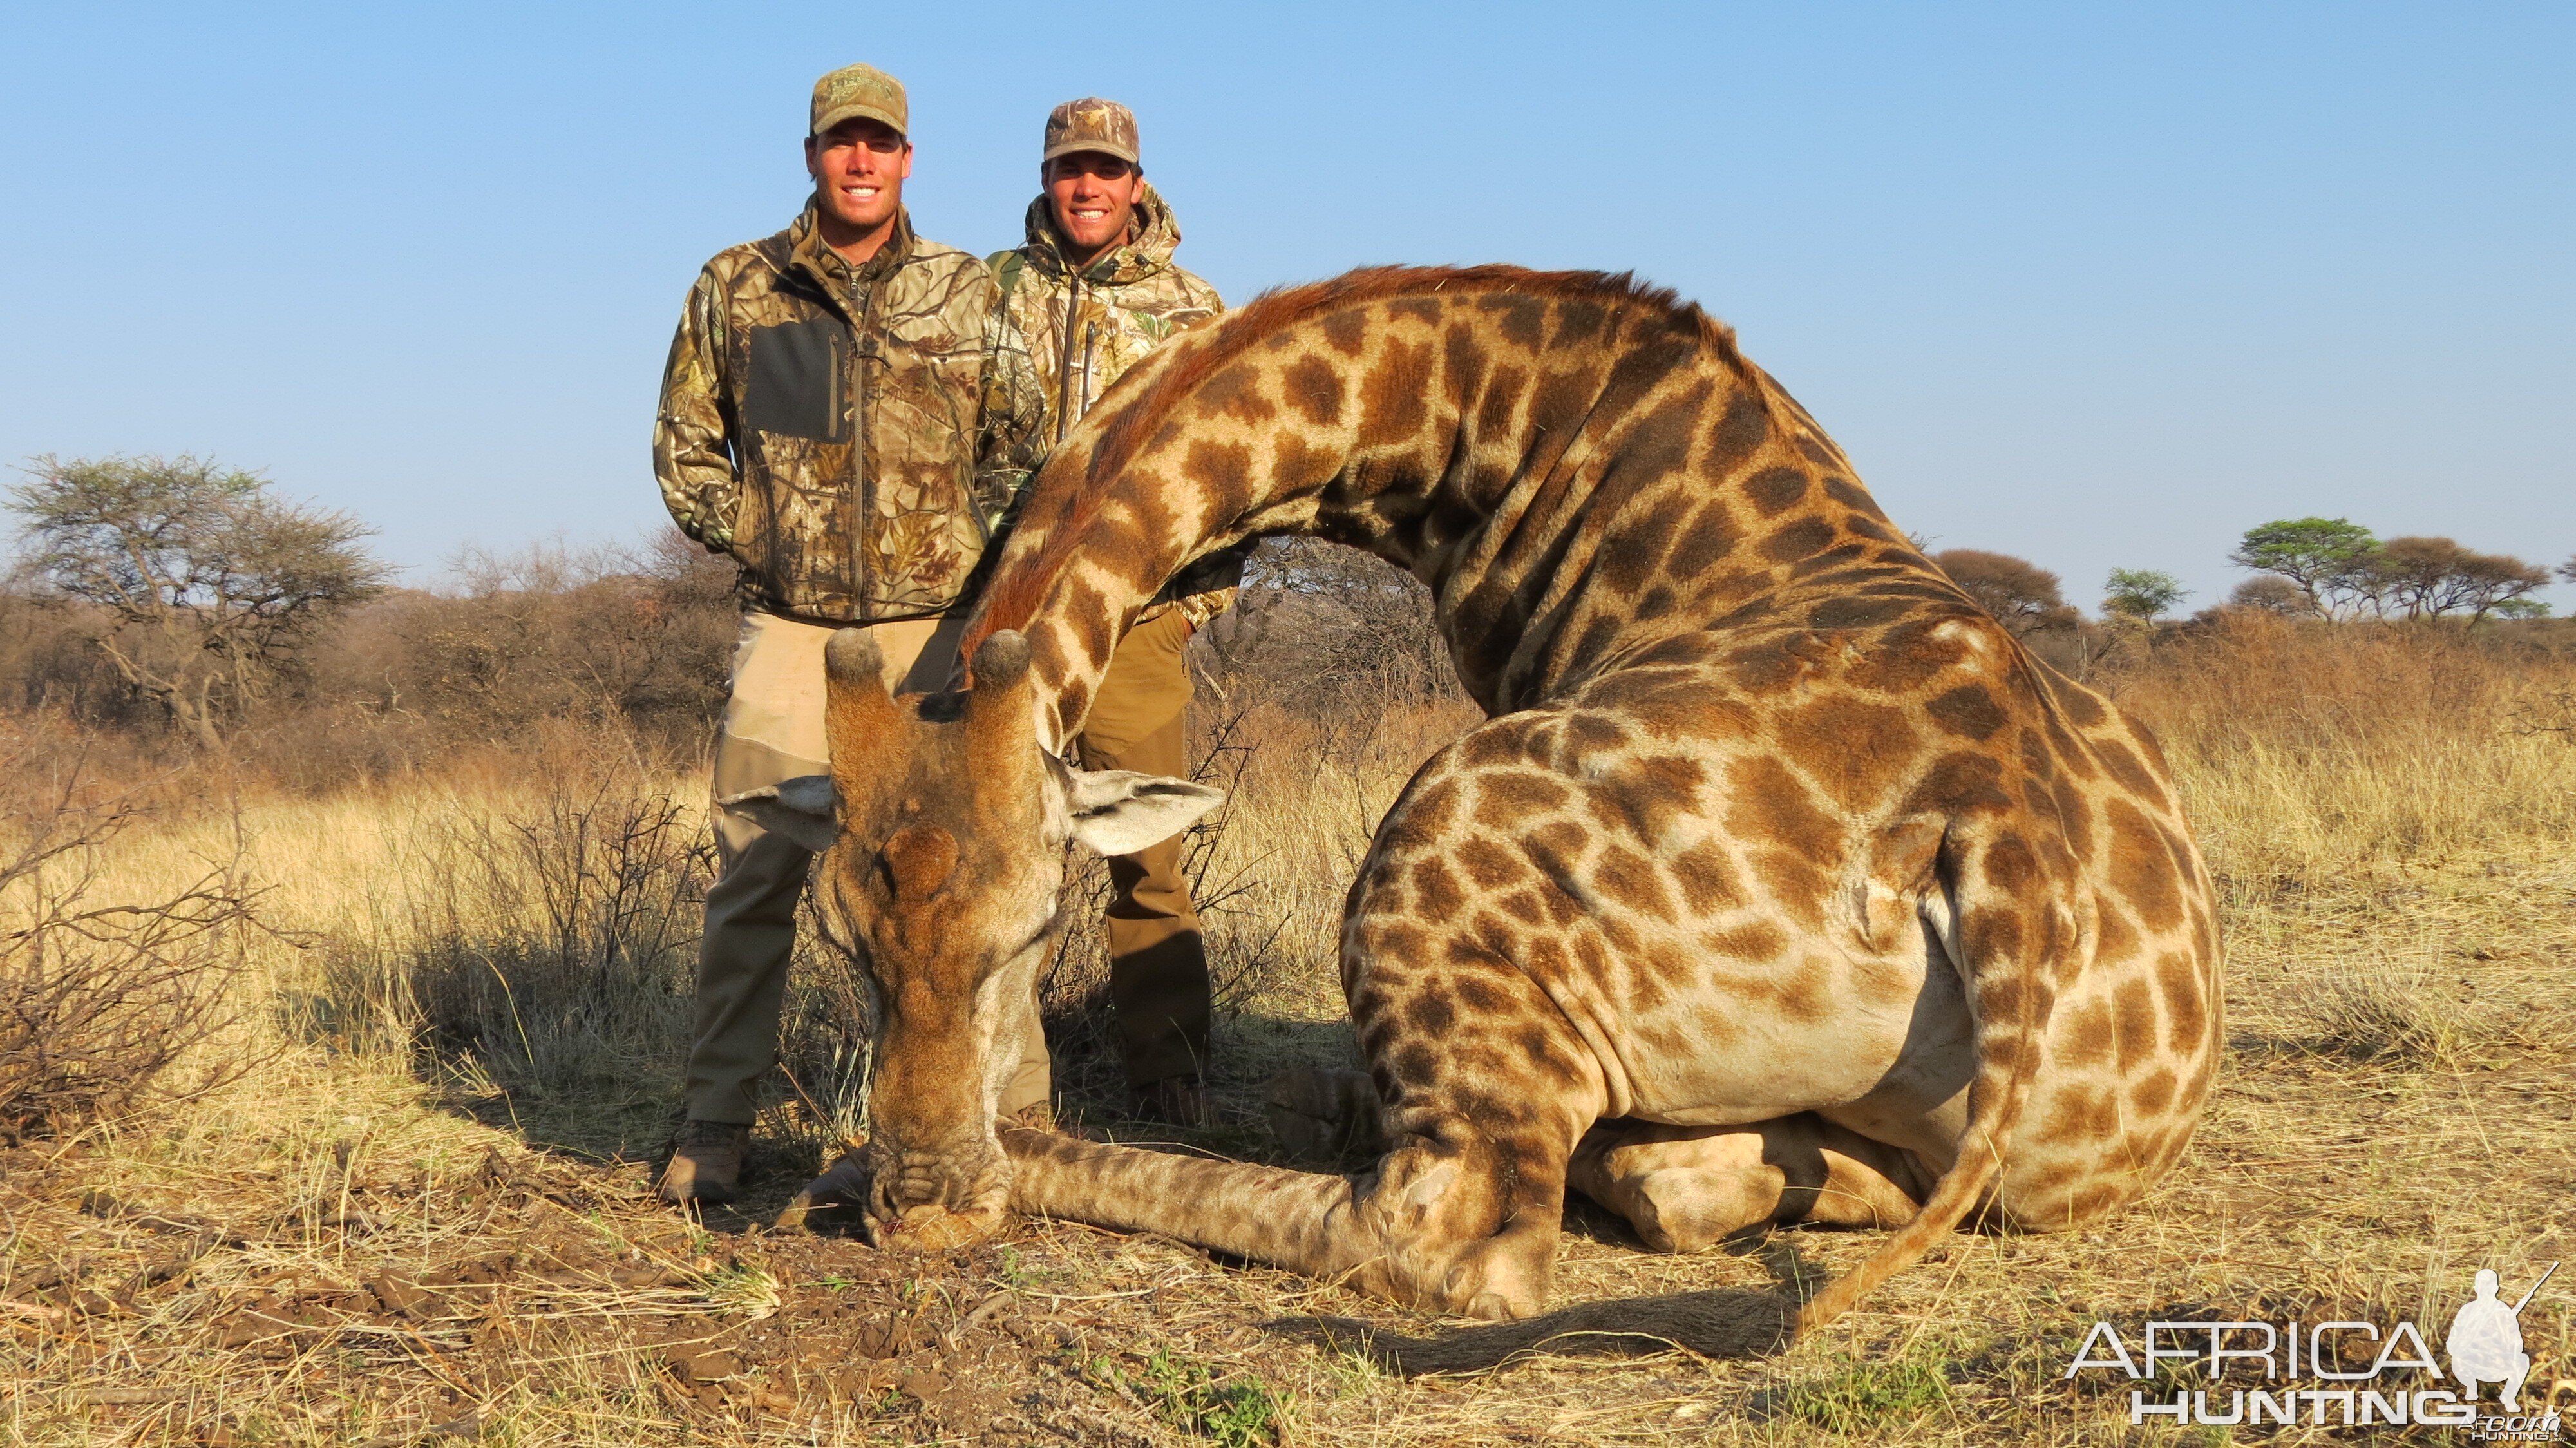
[968,266,1909,752]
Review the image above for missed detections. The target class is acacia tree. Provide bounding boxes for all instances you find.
[8,455,388,750]
[2226,576,2311,615]
[2103,567,2188,624]
[2228,517,2379,618]
[2366,536,2552,624]
[1931,549,2079,636]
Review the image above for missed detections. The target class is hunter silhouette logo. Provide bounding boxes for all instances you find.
[2449,1264,2553,1413]
[2063,1261,2564,1434]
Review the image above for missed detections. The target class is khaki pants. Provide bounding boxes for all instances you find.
[685,610,1052,1125]
[1075,607,1212,1089]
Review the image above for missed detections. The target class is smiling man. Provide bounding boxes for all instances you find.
[982,98,1245,1125]
[651,64,1041,1203]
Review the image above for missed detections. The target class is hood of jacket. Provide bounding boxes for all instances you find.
[1017,182,1184,289]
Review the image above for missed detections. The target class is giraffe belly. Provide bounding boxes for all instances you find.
[1611,935,1975,1152]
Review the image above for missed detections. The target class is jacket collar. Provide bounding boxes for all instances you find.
[786,200,917,304]
[1019,181,1181,287]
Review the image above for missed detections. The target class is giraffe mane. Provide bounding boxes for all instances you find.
[971,264,1752,646]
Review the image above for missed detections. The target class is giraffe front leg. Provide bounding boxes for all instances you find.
[1569,1114,1933,1253]
[1002,1107,1568,1319]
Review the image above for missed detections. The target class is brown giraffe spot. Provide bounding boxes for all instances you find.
[1593,844,1675,920]
[1496,889,1547,925]
[1196,367,1276,423]
[1779,960,1832,1023]
[2092,892,2139,962]
[2090,738,2161,799]
[1356,339,1434,447]
[1320,307,1367,356]
[1281,354,1343,426]
[1979,832,2042,895]
[2129,1067,2177,1118]
[1744,466,1811,516]
[1406,988,1457,1034]
[1844,516,1901,544]
[1777,697,1918,812]
[1592,754,1707,843]
[2045,777,2094,860]
[1788,541,1873,576]
[1760,516,1837,562]
[1705,919,1787,960]
[1491,295,1547,346]
[1455,836,1528,890]
[1551,298,1609,346]
[2104,799,2184,932]
[1391,1042,1439,1088]
[1665,498,1745,578]
[2112,978,2158,1072]
[1526,818,1589,861]
[1601,491,1694,595]
[1904,750,2011,816]
[1473,772,1571,827]
[1184,439,1252,502]
[2058,1000,2116,1069]
[1564,613,1623,675]
[1926,683,2008,741]
[1475,359,1529,435]
[2156,951,2207,1053]
[1725,755,1841,861]
[2042,715,2100,781]
[1703,390,1772,471]
[1455,976,1508,1014]
[1808,595,1914,629]
[1388,779,1459,844]
[2055,683,2109,729]
[1563,712,1628,760]
[1821,475,1878,513]
[1411,858,1465,919]
[1387,296,1443,325]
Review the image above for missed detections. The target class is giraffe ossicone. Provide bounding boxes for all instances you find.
[786,265,2222,1346]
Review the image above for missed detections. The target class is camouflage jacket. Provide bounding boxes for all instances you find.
[656,205,1037,622]
[983,184,1244,625]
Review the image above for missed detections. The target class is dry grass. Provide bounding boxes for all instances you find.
[4,619,2575,1444]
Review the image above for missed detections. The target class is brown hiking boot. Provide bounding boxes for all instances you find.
[1130,1074,1214,1128]
[656,1121,750,1205]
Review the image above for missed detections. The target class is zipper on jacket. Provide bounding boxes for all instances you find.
[849,280,875,611]
[1054,270,1086,444]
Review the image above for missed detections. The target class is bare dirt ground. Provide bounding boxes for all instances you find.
[6,619,2575,1445]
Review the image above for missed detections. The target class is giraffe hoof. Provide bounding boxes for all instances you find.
[865,1204,1007,1253]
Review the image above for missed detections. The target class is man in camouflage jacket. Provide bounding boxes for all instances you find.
[981,98,1243,1125]
[650,64,1048,1203]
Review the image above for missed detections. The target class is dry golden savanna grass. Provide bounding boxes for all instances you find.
[3,616,2574,1446]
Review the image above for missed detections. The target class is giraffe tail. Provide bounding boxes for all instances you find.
[1794,852,2055,1334]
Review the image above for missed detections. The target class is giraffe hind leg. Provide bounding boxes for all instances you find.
[1569,1114,1933,1254]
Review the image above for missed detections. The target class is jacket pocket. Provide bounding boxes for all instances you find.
[743,316,848,442]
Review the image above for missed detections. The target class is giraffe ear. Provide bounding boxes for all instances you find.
[717,775,841,854]
[1055,763,1224,857]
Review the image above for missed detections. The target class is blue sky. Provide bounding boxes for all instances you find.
[2,2,2568,612]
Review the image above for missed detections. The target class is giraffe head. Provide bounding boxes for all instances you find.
[727,627,1221,1244]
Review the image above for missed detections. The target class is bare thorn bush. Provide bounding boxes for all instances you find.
[0,721,256,1141]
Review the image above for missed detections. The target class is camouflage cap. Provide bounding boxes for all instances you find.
[811,63,907,138]
[1042,97,1139,167]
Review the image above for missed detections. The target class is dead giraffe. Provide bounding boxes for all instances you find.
[747,265,2222,1333]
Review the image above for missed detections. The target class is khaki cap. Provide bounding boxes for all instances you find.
[811,63,907,138]
[1043,97,1139,166]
